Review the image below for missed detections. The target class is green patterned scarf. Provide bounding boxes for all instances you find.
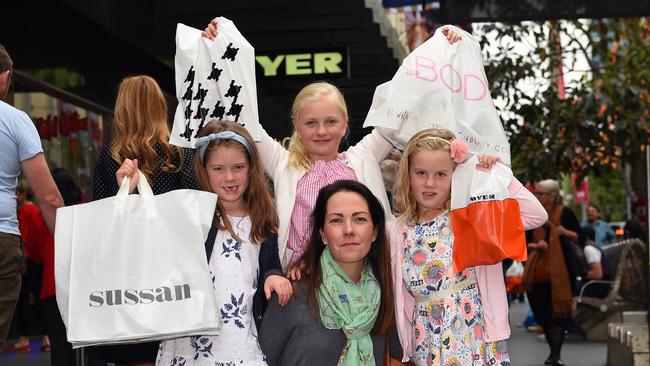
[317,247,381,366]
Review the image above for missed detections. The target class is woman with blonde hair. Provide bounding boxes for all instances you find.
[92,75,200,366]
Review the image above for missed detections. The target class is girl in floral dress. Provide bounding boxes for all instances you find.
[155,121,292,365]
[388,129,547,365]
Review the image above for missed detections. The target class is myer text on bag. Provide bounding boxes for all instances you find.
[470,193,497,202]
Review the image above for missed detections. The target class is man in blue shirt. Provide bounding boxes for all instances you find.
[0,44,63,349]
[581,204,616,247]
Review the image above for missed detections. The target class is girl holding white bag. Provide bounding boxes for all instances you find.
[388,129,547,365]
[93,75,201,366]
[148,120,292,365]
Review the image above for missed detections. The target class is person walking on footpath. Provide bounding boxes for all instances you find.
[523,179,584,366]
[0,43,63,350]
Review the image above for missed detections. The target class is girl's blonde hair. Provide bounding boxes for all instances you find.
[288,81,349,171]
[394,129,457,225]
[194,120,278,244]
[111,75,182,182]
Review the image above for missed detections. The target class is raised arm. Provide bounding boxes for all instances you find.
[256,127,290,177]
[346,128,394,163]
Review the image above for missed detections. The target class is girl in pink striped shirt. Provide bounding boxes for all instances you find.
[258,81,393,271]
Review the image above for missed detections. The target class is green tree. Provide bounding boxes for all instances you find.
[561,173,628,222]
[474,18,650,183]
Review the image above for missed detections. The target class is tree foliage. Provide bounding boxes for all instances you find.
[474,18,650,182]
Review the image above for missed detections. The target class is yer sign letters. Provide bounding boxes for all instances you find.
[255,49,348,77]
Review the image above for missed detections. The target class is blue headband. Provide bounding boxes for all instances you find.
[195,131,252,163]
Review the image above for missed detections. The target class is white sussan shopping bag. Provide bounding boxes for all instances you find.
[363,25,511,165]
[170,17,260,148]
[55,173,219,347]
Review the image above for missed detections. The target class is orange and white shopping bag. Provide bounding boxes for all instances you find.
[450,155,526,272]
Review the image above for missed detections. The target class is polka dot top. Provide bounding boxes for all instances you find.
[93,143,201,200]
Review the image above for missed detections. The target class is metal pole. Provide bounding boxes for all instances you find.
[646,146,649,353]
[77,347,85,366]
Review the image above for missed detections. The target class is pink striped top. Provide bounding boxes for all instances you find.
[286,154,357,268]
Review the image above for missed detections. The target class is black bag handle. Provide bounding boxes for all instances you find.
[205,226,218,263]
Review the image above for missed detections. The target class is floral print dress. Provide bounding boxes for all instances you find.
[402,212,510,366]
[156,216,267,366]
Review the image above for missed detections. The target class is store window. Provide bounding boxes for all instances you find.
[13,92,108,203]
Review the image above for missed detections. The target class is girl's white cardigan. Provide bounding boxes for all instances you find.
[255,128,396,269]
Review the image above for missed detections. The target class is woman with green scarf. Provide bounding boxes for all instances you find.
[260,180,394,366]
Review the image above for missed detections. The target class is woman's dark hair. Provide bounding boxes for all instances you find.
[52,168,81,206]
[624,220,645,241]
[294,180,394,335]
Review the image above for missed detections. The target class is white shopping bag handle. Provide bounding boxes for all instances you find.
[114,169,156,216]
[116,169,154,198]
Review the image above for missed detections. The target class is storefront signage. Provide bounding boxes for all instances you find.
[255,48,349,78]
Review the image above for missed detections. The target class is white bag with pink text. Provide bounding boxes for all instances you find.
[363,25,511,165]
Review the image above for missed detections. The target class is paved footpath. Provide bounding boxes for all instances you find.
[508,300,607,366]
[1,300,609,366]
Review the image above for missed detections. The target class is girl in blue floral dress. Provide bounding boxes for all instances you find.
[156,121,292,366]
[388,129,546,365]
